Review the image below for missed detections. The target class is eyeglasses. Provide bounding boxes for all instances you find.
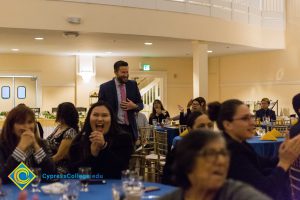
[233,115,255,122]
[197,148,230,163]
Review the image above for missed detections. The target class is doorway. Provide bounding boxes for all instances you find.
[0,76,38,111]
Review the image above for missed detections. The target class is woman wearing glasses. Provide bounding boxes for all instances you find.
[159,129,270,200]
[208,99,300,200]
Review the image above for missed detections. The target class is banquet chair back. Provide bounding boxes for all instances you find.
[273,125,289,134]
[289,158,300,200]
[143,129,168,182]
[138,126,155,154]
[129,126,155,177]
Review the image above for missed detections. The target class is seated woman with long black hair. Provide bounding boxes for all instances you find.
[149,99,170,125]
[47,102,79,174]
[0,104,56,183]
[68,101,134,179]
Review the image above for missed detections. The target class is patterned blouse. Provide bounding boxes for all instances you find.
[46,126,78,173]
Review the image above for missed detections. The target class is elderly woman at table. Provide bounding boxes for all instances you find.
[68,101,134,179]
[159,129,271,200]
[0,104,56,183]
[208,99,300,200]
[162,111,213,185]
[46,102,79,174]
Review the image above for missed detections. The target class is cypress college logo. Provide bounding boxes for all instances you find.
[8,162,36,190]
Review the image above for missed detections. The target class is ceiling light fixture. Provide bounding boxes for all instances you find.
[77,55,95,83]
[207,50,213,53]
[144,42,153,46]
[34,37,44,40]
[104,52,112,54]
[11,48,19,52]
[63,31,80,38]
[67,17,81,25]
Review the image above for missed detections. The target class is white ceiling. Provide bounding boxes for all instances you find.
[0,27,270,57]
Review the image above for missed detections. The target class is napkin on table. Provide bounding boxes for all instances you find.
[41,182,67,194]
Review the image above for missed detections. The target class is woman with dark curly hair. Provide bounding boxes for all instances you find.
[46,102,79,174]
[160,129,270,200]
[179,97,206,125]
[0,104,55,183]
[68,101,134,179]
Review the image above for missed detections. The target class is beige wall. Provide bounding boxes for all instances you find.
[0,54,194,116]
[206,0,300,116]
[0,54,76,111]
[1,0,284,49]
[77,57,194,117]
[42,86,75,112]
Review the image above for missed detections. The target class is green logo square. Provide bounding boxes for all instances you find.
[8,162,36,190]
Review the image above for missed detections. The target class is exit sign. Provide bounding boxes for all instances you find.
[142,64,151,71]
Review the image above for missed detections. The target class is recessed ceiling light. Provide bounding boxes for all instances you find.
[144,42,153,46]
[104,52,112,54]
[11,48,19,52]
[34,37,44,40]
[207,50,213,53]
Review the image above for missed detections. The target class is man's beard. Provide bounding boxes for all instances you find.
[117,76,128,84]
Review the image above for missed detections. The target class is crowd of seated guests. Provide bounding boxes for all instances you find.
[3,94,300,200]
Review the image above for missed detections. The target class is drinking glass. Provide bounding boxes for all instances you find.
[78,167,91,192]
[123,177,144,200]
[62,180,80,200]
[31,168,41,193]
[112,184,126,200]
[257,127,265,136]
[152,119,158,127]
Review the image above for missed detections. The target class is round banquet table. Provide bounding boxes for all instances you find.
[246,136,285,158]
[2,179,176,200]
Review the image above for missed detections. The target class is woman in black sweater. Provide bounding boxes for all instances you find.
[149,99,170,125]
[68,101,134,179]
[0,104,56,184]
[208,99,300,200]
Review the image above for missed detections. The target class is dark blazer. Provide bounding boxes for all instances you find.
[68,131,134,179]
[0,140,56,184]
[179,108,192,125]
[224,133,291,200]
[255,108,276,121]
[98,78,144,139]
